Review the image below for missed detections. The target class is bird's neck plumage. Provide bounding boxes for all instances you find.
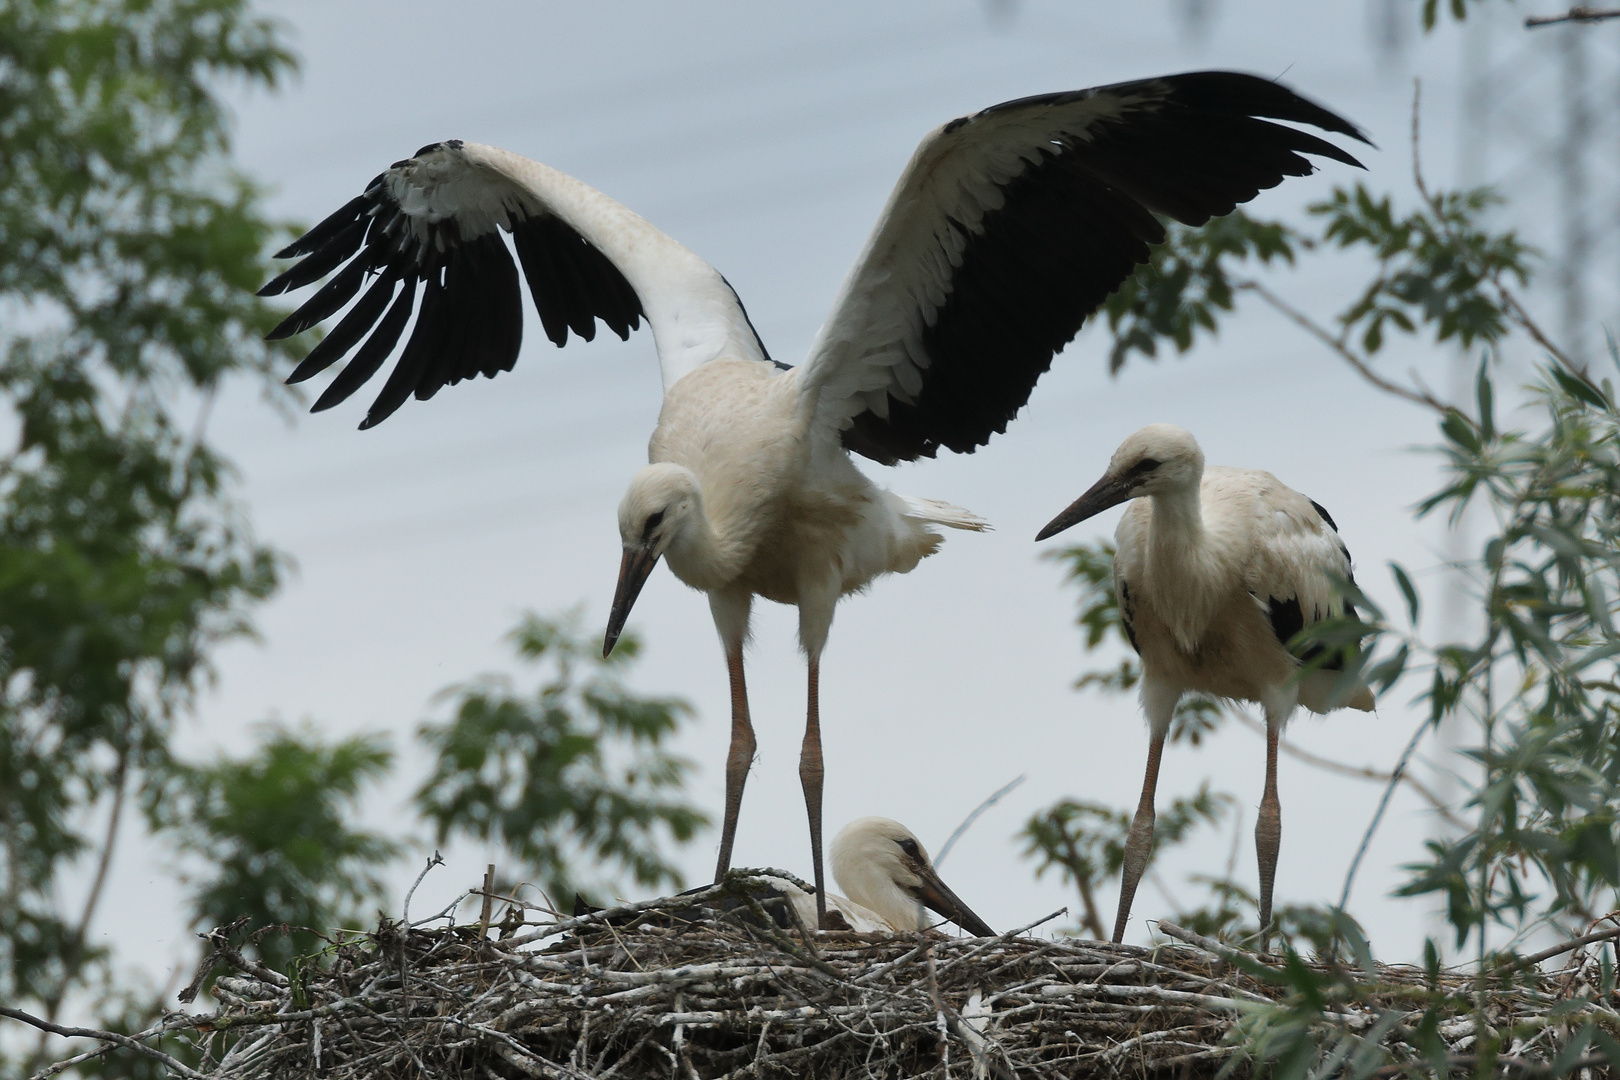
[839,864,922,934]
[663,484,752,592]
[1145,473,1226,653]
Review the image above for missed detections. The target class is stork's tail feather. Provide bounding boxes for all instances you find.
[900,496,992,532]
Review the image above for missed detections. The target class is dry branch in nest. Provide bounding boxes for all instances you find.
[23,873,1619,1079]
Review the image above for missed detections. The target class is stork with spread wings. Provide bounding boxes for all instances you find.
[260,70,1368,928]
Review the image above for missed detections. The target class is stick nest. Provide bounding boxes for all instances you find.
[172,872,1597,1079]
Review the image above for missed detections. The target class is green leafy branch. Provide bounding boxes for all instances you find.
[415,611,709,908]
[1022,784,1234,939]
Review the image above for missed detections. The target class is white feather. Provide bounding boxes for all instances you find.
[798,87,1152,436]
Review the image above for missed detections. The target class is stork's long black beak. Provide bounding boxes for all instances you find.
[915,864,996,938]
[1035,473,1134,541]
[603,548,660,657]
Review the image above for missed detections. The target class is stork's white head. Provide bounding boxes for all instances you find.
[831,817,995,937]
[603,463,700,658]
[1035,423,1205,541]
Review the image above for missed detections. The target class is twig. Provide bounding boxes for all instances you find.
[106,893,1598,1080]
[1526,5,1620,27]
[28,1042,122,1080]
[402,851,444,926]
[1340,715,1432,912]
[505,869,809,947]
[477,863,496,940]
[1372,1051,1611,1076]
[53,749,128,1012]
[2,1007,208,1080]
[921,935,948,1073]
[1517,924,1620,967]
[1155,920,1280,970]
[27,748,133,1065]
[1237,278,1450,413]
[935,774,1026,868]
[929,907,1069,979]
[179,914,255,1005]
[1227,710,1464,830]
[1074,864,1107,941]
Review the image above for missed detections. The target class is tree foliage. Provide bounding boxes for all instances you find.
[0,5,712,1074]
[149,724,400,972]
[1022,784,1235,939]
[0,0,302,1054]
[416,613,709,907]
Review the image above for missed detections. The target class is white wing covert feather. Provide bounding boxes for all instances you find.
[1242,476,1354,627]
[762,876,893,933]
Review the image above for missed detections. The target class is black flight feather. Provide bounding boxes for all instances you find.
[261,151,648,427]
[259,216,368,299]
[286,269,399,384]
[841,70,1368,465]
[313,281,415,413]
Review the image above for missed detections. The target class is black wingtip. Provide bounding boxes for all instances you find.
[1160,70,1374,152]
[264,315,301,342]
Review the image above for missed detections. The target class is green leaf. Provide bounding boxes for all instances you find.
[1550,366,1611,410]
[1441,408,1482,453]
[1551,1024,1595,1076]
[0,0,302,1023]
[1100,211,1300,372]
[1591,1028,1620,1070]
[1281,947,1327,1014]
[151,723,399,973]
[1476,360,1495,439]
[1389,561,1421,626]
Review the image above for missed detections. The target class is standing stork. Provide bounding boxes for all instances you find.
[257,72,1367,928]
[1036,424,1375,943]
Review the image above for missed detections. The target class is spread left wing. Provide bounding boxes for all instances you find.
[799,71,1369,464]
[259,141,768,429]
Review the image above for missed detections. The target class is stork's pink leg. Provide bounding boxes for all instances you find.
[713,644,755,882]
[1112,733,1166,943]
[1255,724,1282,950]
[800,655,828,928]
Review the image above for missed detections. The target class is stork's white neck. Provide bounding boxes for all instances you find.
[1147,476,1204,541]
[662,484,749,592]
[1145,470,1224,653]
[837,859,924,934]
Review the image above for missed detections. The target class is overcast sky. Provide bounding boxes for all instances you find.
[72,0,1587,993]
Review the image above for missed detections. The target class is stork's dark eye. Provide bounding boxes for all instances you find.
[896,838,920,859]
[642,510,665,539]
[1131,458,1161,475]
